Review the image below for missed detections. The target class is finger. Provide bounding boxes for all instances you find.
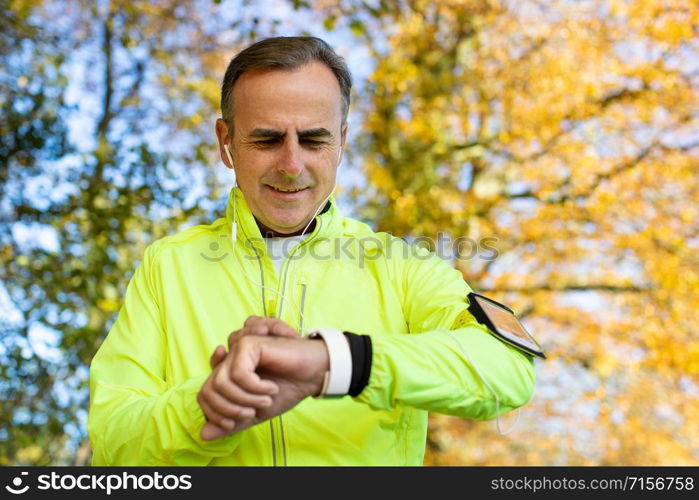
[243,315,265,328]
[203,393,256,423]
[201,421,233,441]
[200,358,259,420]
[213,380,274,410]
[239,317,297,339]
[197,391,244,428]
[267,319,300,338]
[210,345,227,369]
[228,336,280,394]
[207,379,268,417]
[249,323,270,337]
[213,366,275,407]
[228,325,271,351]
[227,330,241,350]
[244,316,280,338]
[199,392,255,431]
[199,387,241,421]
[230,363,279,396]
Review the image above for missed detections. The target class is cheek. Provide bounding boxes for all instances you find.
[232,154,267,182]
[308,151,339,173]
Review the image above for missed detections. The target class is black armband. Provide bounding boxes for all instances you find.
[343,331,372,397]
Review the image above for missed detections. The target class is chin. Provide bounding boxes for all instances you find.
[264,212,307,232]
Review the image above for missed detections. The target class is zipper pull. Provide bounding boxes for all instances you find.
[298,282,308,337]
[266,300,277,319]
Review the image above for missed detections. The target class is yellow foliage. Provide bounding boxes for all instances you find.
[320,0,699,465]
[16,445,44,463]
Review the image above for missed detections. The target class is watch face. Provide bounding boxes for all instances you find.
[475,296,543,353]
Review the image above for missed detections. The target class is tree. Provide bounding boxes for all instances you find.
[316,0,699,464]
[0,0,270,464]
[2,0,697,466]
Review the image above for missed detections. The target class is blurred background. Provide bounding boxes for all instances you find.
[1,0,697,465]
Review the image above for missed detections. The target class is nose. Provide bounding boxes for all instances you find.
[278,138,304,178]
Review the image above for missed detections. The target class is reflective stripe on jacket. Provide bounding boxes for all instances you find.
[88,187,536,465]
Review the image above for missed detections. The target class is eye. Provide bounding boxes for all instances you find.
[302,139,326,148]
[254,139,279,147]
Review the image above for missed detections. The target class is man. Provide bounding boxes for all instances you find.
[88,36,536,466]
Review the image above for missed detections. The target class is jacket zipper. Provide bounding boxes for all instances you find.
[298,283,308,336]
[272,219,322,467]
[239,228,278,466]
[245,218,323,466]
[271,282,307,467]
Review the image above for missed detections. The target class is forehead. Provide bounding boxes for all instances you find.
[230,62,344,132]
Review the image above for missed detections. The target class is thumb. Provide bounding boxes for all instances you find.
[209,345,227,369]
[200,421,233,441]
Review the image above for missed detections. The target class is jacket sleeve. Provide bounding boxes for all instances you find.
[88,243,241,465]
[355,241,536,420]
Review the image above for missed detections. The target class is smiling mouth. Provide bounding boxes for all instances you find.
[266,185,308,193]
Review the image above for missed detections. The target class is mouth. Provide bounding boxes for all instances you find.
[267,185,307,193]
[265,185,310,198]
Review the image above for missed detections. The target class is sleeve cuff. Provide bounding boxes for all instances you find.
[344,331,372,397]
[307,329,373,398]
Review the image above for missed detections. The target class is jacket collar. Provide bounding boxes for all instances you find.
[225,186,342,254]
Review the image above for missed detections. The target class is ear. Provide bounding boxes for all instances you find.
[340,122,348,148]
[338,122,348,165]
[215,119,234,170]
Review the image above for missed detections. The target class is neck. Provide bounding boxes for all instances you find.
[256,219,317,238]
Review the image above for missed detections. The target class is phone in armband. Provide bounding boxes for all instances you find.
[467,292,546,359]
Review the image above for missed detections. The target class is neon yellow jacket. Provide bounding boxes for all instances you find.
[88,187,535,465]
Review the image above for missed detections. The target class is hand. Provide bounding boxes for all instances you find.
[229,316,301,346]
[197,337,278,441]
[198,317,326,440]
[199,334,328,441]
[208,316,300,369]
[198,316,300,440]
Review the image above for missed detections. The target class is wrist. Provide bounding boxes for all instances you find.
[307,336,330,397]
[308,328,352,398]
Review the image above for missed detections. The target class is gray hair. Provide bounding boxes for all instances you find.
[220,36,352,129]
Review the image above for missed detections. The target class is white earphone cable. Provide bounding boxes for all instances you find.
[224,143,336,329]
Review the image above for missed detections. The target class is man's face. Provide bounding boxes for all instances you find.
[216,61,347,235]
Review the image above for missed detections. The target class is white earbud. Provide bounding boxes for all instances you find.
[224,144,238,247]
[224,144,235,169]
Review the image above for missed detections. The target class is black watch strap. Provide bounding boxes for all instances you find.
[344,331,373,397]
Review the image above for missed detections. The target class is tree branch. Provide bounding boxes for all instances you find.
[504,143,654,204]
[479,284,653,293]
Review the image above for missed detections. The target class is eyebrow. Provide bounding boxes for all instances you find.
[298,128,333,139]
[248,128,333,140]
